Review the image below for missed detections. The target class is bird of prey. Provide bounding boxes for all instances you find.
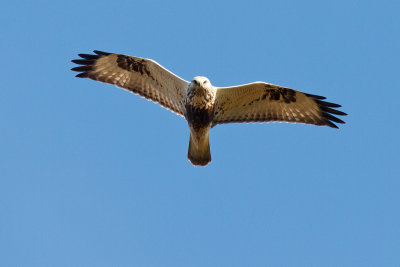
[71,50,347,166]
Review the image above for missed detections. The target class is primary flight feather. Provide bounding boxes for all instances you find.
[72,50,347,166]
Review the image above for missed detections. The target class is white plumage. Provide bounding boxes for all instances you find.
[72,50,346,166]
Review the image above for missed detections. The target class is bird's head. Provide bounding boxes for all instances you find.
[190,76,212,90]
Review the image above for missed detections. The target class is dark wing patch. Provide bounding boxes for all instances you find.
[261,85,297,103]
[116,55,151,76]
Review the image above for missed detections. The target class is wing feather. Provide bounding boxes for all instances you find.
[213,82,347,128]
[71,50,189,116]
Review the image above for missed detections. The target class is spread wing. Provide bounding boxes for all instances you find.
[213,82,347,128]
[71,50,189,116]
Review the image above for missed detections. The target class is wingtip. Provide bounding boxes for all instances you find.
[78,53,99,59]
[325,120,339,129]
[71,66,93,72]
[93,50,111,56]
[72,59,94,65]
[305,93,327,100]
[306,92,347,128]
[75,72,89,78]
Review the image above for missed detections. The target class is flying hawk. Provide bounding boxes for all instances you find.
[71,50,347,166]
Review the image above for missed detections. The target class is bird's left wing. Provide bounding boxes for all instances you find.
[72,50,189,116]
[213,82,346,128]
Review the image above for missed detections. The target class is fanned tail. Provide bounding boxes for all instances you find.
[188,131,211,166]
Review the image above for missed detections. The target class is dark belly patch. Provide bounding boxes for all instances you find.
[185,105,214,131]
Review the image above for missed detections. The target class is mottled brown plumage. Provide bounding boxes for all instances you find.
[72,50,347,166]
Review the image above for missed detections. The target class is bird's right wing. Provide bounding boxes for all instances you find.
[71,50,189,117]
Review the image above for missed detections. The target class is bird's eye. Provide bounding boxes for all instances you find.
[203,80,208,84]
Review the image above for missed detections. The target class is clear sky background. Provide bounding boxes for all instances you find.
[1,0,399,266]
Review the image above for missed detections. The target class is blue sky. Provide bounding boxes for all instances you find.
[1,0,399,266]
